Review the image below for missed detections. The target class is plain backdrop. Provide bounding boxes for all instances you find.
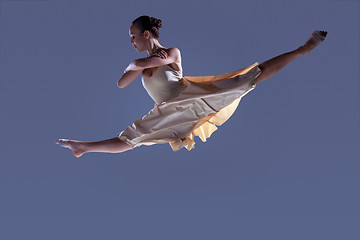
[0,0,359,239]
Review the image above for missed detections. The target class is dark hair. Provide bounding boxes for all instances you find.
[132,15,162,39]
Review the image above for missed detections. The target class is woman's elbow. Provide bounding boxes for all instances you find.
[118,81,126,88]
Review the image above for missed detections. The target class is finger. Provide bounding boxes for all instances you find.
[161,51,168,58]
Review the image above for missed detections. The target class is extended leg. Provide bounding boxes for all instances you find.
[254,30,327,85]
[255,47,304,85]
[82,137,134,154]
[56,137,134,158]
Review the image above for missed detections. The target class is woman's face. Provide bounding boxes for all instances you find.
[129,24,148,52]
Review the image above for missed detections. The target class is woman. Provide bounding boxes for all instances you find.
[56,15,327,158]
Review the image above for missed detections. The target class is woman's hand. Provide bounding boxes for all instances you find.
[124,50,168,73]
[148,50,168,59]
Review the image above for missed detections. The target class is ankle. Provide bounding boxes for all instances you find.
[81,142,90,153]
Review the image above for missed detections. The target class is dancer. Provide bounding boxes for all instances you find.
[56,15,327,158]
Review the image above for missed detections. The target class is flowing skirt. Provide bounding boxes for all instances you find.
[118,62,262,151]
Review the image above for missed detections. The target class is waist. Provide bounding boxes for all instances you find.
[146,80,187,104]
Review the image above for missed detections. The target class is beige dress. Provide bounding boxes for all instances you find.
[118,62,261,151]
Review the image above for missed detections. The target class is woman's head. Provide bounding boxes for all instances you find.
[129,16,163,52]
[132,16,162,39]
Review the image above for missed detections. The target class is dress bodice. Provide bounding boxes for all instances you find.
[142,64,186,104]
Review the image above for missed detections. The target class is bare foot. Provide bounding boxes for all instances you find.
[300,30,328,55]
[55,139,86,158]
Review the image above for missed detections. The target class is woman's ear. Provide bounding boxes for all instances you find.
[143,30,151,39]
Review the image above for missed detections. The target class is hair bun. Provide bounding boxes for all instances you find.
[132,15,162,39]
[150,17,162,29]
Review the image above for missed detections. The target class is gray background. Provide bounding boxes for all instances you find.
[1,0,359,239]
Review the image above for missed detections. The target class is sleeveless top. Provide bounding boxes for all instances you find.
[142,64,187,104]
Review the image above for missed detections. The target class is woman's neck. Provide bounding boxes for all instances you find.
[146,39,166,55]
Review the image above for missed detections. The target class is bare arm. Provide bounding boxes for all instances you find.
[124,48,180,72]
[117,69,142,88]
[118,48,180,88]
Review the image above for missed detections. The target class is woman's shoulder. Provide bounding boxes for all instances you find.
[166,48,182,73]
[165,47,181,56]
[168,47,181,52]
